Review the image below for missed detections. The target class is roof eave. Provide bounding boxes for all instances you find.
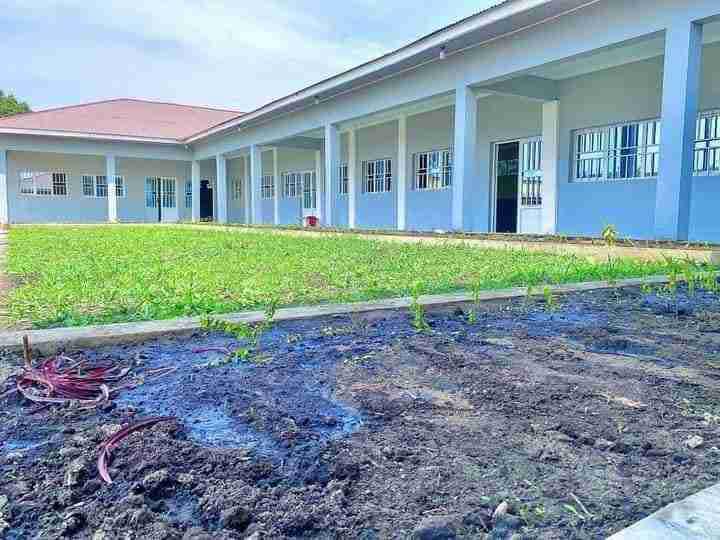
[0,128,184,146]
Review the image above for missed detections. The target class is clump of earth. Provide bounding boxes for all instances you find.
[1,284,720,539]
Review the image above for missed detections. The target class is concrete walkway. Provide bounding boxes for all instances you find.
[182,224,720,264]
[609,483,720,539]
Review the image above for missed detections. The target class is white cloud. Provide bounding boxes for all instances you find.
[1,0,498,110]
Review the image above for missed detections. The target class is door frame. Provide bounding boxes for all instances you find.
[145,176,179,223]
[491,135,541,233]
[300,170,318,218]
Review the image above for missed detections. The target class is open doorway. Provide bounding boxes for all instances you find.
[200,180,213,221]
[494,142,519,233]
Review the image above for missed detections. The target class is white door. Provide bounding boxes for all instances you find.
[301,171,317,218]
[145,177,179,222]
[518,138,543,234]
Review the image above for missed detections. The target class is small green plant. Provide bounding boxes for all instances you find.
[524,284,535,309]
[199,298,279,367]
[410,282,430,332]
[640,281,654,296]
[601,224,618,249]
[466,280,483,324]
[542,286,558,312]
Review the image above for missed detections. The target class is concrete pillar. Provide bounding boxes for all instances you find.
[243,156,251,224]
[452,85,478,231]
[106,155,118,223]
[315,150,323,224]
[397,115,408,231]
[272,148,279,226]
[191,160,201,222]
[0,149,8,226]
[541,101,560,235]
[324,124,340,227]
[215,153,228,224]
[250,145,263,224]
[347,129,357,229]
[655,20,703,241]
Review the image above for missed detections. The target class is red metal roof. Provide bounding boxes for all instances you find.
[0,98,243,141]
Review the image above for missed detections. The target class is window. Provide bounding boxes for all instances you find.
[81,175,125,198]
[185,180,193,209]
[361,158,392,193]
[573,120,661,181]
[261,174,275,199]
[413,150,452,191]
[231,178,243,201]
[694,111,720,175]
[339,163,349,195]
[302,172,317,210]
[19,171,68,196]
[281,172,302,198]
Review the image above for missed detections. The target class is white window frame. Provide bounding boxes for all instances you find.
[281,172,302,198]
[361,158,392,194]
[572,118,661,182]
[81,174,125,198]
[19,171,69,197]
[694,109,720,176]
[230,178,243,201]
[412,149,453,191]
[338,163,349,195]
[261,174,275,199]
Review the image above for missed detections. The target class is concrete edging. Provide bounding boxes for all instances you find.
[608,483,720,539]
[0,275,673,355]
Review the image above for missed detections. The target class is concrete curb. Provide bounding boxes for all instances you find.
[0,275,672,355]
[608,483,720,539]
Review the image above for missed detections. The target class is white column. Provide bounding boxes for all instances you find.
[250,145,263,224]
[272,148,279,226]
[347,129,357,229]
[191,160,201,222]
[215,153,228,224]
[655,20,703,241]
[106,155,118,223]
[324,124,340,227]
[452,85,478,231]
[397,115,408,231]
[541,100,560,235]
[315,150,323,224]
[243,156,251,224]
[0,149,8,226]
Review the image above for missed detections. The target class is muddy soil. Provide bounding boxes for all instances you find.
[2,285,720,539]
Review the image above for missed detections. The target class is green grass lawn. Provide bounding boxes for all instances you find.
[4,225,690,329]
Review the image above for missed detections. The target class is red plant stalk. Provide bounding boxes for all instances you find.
[97,417,175,484]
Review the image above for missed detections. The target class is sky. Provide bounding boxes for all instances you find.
[1,0,502,112]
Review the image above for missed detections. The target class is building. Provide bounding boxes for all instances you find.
[0,0,719,242]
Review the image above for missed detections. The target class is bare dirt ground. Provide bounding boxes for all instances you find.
[1,284,720,539]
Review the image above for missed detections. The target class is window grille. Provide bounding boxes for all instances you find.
[573,120,660,181]
[81,175,124,197]
[281,172,302,198]
[19,171,68,196]
[413,149,452,190]
[339,163,349,195]
[694,111,720,175]
[185,180,193,209]
[231,178,243,201]
[261,174,275,199]
[361,158,392,193]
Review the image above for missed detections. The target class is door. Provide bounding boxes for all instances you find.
[494,142,520,233]
[145,177,179,222]
[200,180,213,221]
[301,171,317,218]
[518,138,543,234]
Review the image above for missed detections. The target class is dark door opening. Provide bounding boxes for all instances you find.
[200,180,213,221]
[495,142,519,233]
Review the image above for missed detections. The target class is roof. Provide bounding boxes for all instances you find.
[0,99,243,143]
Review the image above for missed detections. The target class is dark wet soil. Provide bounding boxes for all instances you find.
[2,285,720,539]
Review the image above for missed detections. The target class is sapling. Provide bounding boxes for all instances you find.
[199,298,279,366]
[466,280,483,324]
[410,282,430,333]
[543,286,558,312]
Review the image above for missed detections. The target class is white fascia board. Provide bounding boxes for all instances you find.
[184,0,575,144]
[337,93,455,133]
[0,128,180,146]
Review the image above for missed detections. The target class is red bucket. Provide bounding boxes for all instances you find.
[305,215,319,227]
